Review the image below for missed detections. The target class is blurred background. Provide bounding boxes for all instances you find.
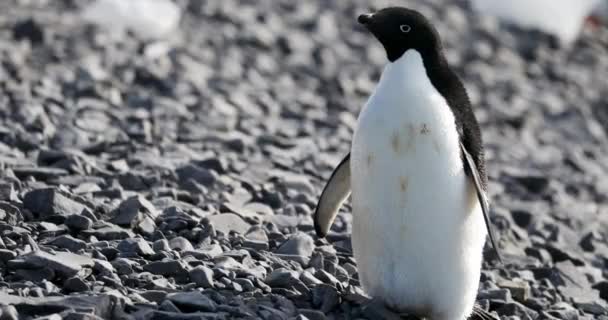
[1,0,608,319]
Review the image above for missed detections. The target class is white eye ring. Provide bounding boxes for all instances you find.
[400,24,411,33]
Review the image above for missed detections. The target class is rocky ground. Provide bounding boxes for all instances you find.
[1,0,608,319]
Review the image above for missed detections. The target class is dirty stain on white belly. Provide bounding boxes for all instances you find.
[350,51,487,319]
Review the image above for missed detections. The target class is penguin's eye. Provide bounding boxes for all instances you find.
[400,24,411,33]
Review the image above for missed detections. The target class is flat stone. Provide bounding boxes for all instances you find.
[207,213,250,235]
[83,224,135,240]
[19,250,94,276]
[166,291,217,312]
[49,235,87,252]
[13,167,68,180]
[143,259,188,276]
[0,292,119,319]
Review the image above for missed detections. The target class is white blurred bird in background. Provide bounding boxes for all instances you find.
[470,0,607,44]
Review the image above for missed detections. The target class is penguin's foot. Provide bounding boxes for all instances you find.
[468,305,498,320]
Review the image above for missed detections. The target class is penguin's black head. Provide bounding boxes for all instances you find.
[358,7,441,62]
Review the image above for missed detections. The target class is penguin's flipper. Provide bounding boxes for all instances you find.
[314,153,351,238]
[460,142,502,263]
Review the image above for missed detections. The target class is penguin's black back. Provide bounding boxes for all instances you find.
[422,51,487,190]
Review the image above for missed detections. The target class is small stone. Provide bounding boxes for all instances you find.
[314,269,340,287]
[478,288,512,302]
[140,290,168,304]
[498,280,531,302]
[242,239,269,251]
[13,18,45,44]
[112,195,159,228]
[169,236,194,252]
[176,164,217,186]
[153,239,171,252]
[64,276,90,292]
[65,214,93,231]
[159,300,181,313]
[276,232,315,257]
[189,265,215,288]
[300,271,323,286]
[298,309,327,320]
[312,284,340,313]
[117,238,155,256]
[497,301,539,319]
[0,249,17,262]
[0,305,18,320]
[265,268,301,288]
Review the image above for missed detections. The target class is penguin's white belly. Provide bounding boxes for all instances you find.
[350,51,487,319]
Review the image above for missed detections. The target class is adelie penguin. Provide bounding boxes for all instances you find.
[314,7,502,320]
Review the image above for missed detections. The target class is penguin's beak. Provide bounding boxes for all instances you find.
[358,13,374,25]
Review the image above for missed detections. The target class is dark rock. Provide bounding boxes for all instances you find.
[65,214,93,231]
[498,280,531,302]
[312,284,340,313]
[497,301,538,319]
[0,292,120,319]
[143,260,188,276]
[166,291,217,312]
[0,249,17,262]
[265,268,301,288]
[24,188,88,219]
[117,238,155,256]
[83,224,134,240]
[64,276,90,292]
[49,235,87,252]
[189,265,215,288]
[176,164,217,186]
[13,167,67,180]
[12,18,45,44]
[112,195,159,228]
[18,250,93,276]
[157,300,179,313]
[153,239,171,252]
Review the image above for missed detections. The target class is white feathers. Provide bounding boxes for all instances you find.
[82,0,181,39]
[350,51,487,319]
[470,0,600,44]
